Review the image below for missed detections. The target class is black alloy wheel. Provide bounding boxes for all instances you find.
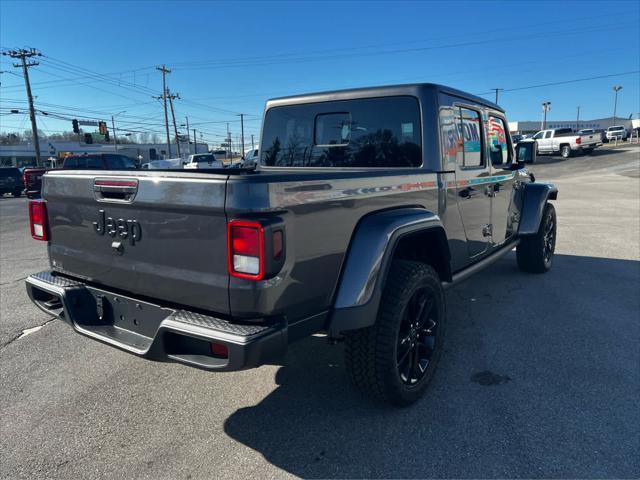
[396,287,438,385]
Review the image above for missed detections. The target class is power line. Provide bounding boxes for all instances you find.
[475,70,640,97]
[170,21,638,71]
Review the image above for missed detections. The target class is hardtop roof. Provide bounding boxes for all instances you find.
[266,83,504,113]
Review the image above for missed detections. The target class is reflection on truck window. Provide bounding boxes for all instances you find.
[488,116,510,165]
[439,107,484,169]
[460,108,483,168]
[261,96,421,168]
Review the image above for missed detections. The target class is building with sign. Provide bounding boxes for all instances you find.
[508,116,634,134]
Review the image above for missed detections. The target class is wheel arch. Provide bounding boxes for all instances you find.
[328,207,450,337]
[518,182,558,236]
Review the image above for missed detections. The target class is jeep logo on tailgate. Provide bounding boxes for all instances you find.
[93,210,142,245]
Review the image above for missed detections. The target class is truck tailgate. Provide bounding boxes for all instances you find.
[44,170,230,314]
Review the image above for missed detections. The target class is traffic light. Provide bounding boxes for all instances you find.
[72,119,79,134]
[98,121,107,135]
[84,133,93,144]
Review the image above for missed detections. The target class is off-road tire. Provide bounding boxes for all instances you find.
[344,260,446,406]
[560,145,572,158]
[517,202,556,273]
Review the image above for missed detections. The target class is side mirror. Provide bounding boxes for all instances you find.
[516,142,536,166]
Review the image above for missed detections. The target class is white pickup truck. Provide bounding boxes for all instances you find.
[527,127,602,159]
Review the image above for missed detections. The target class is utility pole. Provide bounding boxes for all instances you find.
[193,129,197,153]
[3,48,43,166]
[541,101,551,130]
[613,85,623,125]
[251,134,255,151]
[167,90,181,157]
[238,113,245,159]
[226,123,232,161]
[185,116,191,154]
[111,116,118,152]
[576,106,580,131]
[156,65,172,158]
[492,88,503,104]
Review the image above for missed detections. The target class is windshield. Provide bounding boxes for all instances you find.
[607,126,624,131]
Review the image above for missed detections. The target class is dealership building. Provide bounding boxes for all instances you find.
[508,116,638,134]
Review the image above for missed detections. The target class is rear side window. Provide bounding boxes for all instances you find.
[261,96,422,168]
[460,108,483,168]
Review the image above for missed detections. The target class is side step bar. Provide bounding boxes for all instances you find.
[26,271,287,372]
[444,240,519,290]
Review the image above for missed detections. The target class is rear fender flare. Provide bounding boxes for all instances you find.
[518,182,558,236]
[328,208,448,336]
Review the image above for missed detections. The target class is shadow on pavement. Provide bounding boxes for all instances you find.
[224,253,639,479]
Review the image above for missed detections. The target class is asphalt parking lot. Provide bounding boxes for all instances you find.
[1,145,639,479]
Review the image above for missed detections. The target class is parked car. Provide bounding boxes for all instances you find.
[605,125,627,141]
[183,153,225,169]
[242,148,259,167]
[524,127,602,159]
[25,83,557,406]
[22,167,48,198]
[212,149,228,161]
[62,154,137,170]
[0,167,23,197]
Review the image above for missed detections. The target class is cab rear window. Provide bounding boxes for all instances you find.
[261,96,422,168]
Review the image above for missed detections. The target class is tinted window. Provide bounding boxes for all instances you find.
[261,96,421,168]
[533,132,544,139]
[86,156,102,169]
[0,168,21,178]
[105,155,136,169]
[315,112,351,146]
[544,131,552,139]
[63,157,78,169]
[555,128,573,135]
[459,108,483,168]
[192,154,216,163]
[488,116,510,165]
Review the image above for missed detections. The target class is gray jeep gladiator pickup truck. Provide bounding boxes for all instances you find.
[26,84,557,406]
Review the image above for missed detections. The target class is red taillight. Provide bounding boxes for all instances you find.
[576,137,581,144]
[228,220,264,280]
[29,199,48,241]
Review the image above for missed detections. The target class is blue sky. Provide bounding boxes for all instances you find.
[1,0,639,146]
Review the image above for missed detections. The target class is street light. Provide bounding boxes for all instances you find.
[612,86,623,125]
[111,110,126,152]
[541,101,551,130]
